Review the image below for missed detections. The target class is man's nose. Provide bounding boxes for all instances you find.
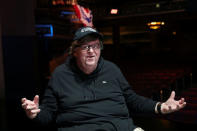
[87,47,94,52]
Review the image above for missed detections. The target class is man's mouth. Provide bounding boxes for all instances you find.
[87,56,94,58]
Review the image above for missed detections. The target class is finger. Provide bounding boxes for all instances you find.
[23,99,34,105]
[183,102,186,106]
[169,91,175,100]
[180,102,187,108]
[33,95,39,105]
[31,109,41,114]
[181,98,185,102]
[176,104,183,110]
[179,98,186,104]
[21,98,26,103]
[179,99,184,104]
[27,104,38,110]
[22,99,35,109]
[22,102,28,109]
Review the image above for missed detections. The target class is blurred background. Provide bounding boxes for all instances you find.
[0,0,197,130]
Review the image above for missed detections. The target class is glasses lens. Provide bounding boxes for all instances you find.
[81,43,100,50]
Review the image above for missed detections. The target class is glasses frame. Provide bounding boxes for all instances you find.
[79,43,101,51]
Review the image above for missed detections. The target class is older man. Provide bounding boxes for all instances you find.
[21,26,186,131]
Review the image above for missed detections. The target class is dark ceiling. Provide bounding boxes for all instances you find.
[78,0,162,6]
[87,0,190,20]
[37,0,195,21]
[78,0,187,7]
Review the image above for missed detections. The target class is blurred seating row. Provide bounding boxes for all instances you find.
[119,62,192,99]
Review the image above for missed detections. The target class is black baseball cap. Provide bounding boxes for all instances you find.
[73,26,103,40]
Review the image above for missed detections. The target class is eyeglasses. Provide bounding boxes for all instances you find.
[79,43,101,51]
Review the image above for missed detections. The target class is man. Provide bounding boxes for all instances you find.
[21,26,186,131]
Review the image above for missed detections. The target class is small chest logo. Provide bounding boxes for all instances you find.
[102,81,107,84]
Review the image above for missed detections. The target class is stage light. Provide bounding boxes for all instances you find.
[147,21,165,30]
[110,9,118,14]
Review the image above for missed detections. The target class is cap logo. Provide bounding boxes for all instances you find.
[81,27,97,33]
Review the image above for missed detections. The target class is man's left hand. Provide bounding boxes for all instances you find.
[161,91,186,114]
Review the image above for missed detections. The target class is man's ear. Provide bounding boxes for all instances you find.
[100,41,104,50]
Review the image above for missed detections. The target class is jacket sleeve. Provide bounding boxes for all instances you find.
[117,69,157,114]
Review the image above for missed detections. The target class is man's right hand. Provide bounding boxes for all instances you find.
[21,95,41,119]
